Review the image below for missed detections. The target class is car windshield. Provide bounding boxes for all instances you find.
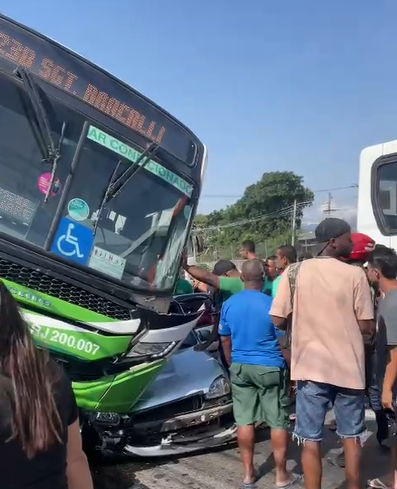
[0,73,195,292]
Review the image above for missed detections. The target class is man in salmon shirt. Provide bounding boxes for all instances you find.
[270,218,375,489]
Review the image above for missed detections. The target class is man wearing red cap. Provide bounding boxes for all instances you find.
[348,233,387,443]
[328,233,389,468]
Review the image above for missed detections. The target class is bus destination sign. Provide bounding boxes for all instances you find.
[0,16,196,164]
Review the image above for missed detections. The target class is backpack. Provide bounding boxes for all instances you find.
[284,262,302,350]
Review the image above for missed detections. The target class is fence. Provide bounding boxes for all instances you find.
[194,234,311,269]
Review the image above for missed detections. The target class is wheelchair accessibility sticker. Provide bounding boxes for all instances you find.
[50,217,94,265]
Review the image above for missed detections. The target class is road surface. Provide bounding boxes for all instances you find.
[92,412,390,489]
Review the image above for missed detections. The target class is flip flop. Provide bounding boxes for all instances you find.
[241,470,260,488]
[367,479,392,489]
[276,473,303,489]
[241,482,256,489]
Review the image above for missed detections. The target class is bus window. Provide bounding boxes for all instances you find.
[373,159,397,234]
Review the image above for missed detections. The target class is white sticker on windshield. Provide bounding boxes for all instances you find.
[88,246,126,280]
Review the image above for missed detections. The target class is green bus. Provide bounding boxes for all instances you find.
[0,14,207,451]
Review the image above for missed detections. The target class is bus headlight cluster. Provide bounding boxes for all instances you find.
[126,341,177,359]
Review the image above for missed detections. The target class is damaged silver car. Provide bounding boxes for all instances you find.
[123,329,236,457]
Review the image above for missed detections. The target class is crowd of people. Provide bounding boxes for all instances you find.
[1,217,397,489]
[183,218,397,489]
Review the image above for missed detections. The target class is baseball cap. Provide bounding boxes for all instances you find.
[315,218,351,243]
[212,260,237,276]
[348,232,375,262]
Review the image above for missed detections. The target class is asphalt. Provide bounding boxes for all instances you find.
[91,411,392,489]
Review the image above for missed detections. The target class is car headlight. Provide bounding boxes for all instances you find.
[126,341,177,359]
[205,375,231,399]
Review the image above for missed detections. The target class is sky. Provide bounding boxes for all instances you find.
[2,0,397,226]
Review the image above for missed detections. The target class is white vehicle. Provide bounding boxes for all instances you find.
[358,140,397,247]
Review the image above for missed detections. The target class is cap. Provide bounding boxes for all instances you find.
[349,232,375,262]
[315,218,351,243]
[213,260,236,276]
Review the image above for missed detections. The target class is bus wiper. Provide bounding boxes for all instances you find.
[14,67,66,202]
[93,142,159,235]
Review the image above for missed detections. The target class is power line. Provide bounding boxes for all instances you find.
[200,184,358,199]
[193,201,310,232]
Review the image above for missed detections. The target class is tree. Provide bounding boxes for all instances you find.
[194,171,314,251]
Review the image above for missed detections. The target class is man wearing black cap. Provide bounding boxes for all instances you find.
[270,218,375,489]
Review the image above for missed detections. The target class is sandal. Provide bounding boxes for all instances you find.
[241,470,260,489]
[367,479,392,489]
[276,473,303,489]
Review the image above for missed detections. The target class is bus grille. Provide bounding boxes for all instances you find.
[0,258,131,320]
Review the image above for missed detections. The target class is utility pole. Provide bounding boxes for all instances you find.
[322,193,338,217]
[291,199,297,246]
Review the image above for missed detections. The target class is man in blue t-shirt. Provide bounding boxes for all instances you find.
[219,259,297,489]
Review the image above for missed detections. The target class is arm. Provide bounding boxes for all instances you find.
[184,264,220,289]
[220,336,232,367]
[66,420,93,489]
[61,372,93,489]
[270,271,292,330]
[382,346,397,410]
[353,269,375,335]
[194,313,220,351]
[218,303,232,366]
[379,302,397,410]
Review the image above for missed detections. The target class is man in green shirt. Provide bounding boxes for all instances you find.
[263,255,278,296]
[183,259,243,358]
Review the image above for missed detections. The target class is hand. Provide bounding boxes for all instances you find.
[194,342,209,351]
[289,381,297,397]
[382,389,394,411]
[191,279,200,289]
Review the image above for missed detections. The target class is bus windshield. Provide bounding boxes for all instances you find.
[0,73,195,292]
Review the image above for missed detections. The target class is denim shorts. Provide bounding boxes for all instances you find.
[293,381,365,443]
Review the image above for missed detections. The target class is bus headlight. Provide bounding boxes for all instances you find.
[126,341,177,359]
[205,375,231,400]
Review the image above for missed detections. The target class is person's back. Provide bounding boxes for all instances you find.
[1,361,78,489]
[219,259,297,489]
[221,290,284,367]
[0,282,93,489]
[174,277,194,295]
[289,257,368,388]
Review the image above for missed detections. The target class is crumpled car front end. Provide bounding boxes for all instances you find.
[123,346,236,457]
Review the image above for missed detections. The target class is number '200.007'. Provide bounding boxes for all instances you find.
[29,324,100,356]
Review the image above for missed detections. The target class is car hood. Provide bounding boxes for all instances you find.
[131,347,226,412]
